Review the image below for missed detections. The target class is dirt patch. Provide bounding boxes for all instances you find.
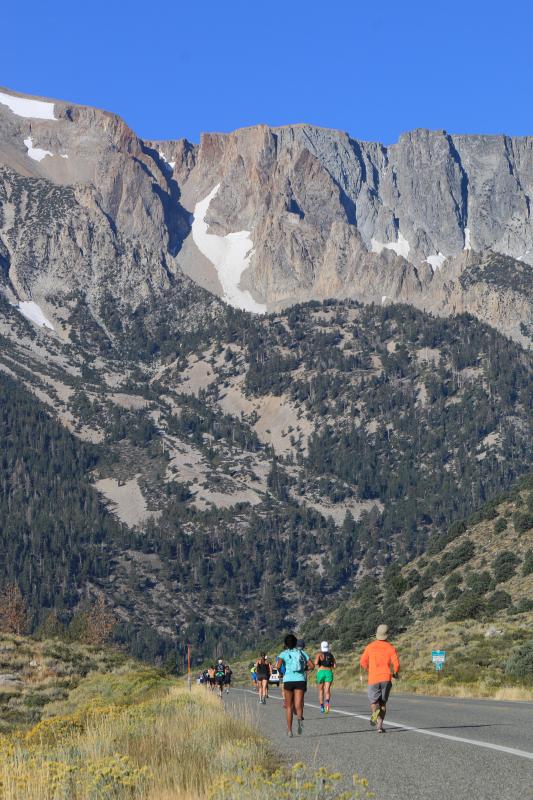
[94,477,161,527]
[415,347,441,364]
[177,358,216,396]
[298,497,384,525]
[110,393,150,410]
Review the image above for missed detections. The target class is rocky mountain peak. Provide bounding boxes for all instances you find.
[0,86,531,345]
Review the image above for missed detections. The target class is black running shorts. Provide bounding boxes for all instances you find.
[283,680,307,692]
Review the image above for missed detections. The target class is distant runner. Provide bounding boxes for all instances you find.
[250,664,258,690]
[207,665,216,691]
[314,640,336,713]
[224,664,232,694]
[214,659,226,698]
[277,633,314,737]
[359,624,400,734]
[255,652,271,704]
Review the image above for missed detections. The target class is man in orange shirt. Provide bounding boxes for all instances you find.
[359,624,400,734]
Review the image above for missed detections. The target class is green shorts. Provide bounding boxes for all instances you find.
[316,668,334,684]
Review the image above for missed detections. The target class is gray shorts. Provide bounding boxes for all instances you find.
[368,681,392,705]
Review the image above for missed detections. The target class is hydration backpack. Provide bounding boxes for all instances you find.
[320,651,335,668]
[283,648,307,674]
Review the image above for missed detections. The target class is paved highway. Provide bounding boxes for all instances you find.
[227,687,533,799]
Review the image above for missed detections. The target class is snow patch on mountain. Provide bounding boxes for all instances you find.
[426,252,446,271]
[191,185,267,314]
[16,301,54,330]
[464,227,472,250]
[23,137,53,162]
[23,137,67,162]
[371,233,411,259]
[0,91,56,120]
[158,151,175,171]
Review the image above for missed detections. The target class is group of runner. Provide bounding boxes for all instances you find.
[200,658,233,698]
[200,623,400,737]
[250,624,399,737]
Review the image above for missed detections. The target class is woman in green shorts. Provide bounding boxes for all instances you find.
[314,641,336,713]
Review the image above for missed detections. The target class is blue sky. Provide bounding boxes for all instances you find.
[2,0,532,143]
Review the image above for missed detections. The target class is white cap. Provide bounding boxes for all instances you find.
[321,641,329,652]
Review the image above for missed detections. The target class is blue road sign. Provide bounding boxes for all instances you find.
[432,650,446,670]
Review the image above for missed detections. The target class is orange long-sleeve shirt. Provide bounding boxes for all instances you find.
[359,640,400,684]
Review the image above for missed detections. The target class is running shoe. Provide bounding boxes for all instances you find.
[320,705,325,714]
[369,708,381,726]
[377,727,386,734]
[325,704,330,714]
[287,731,294,737]
[297,718,303,735]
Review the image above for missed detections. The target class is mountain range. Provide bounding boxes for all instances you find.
[1,86,532,344]
[0,86,532,659]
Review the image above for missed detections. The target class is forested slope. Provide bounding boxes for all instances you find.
[0,372,124,625]
[0,297,532,661]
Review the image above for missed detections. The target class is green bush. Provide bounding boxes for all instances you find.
[505,640,533,680]
[485,590,512,613]
[494,517,507,534]
[447,592,486,621]
[465,571,493,595]
[492,551,520,584]
[522,550,533,577]
[512,511,533,534]
[438,540,475,575]
[409,586,426,608]
[514,598,533,614]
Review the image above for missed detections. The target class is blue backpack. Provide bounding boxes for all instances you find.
[283,648,307,675]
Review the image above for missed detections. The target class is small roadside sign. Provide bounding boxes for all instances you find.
[432,650,446,671]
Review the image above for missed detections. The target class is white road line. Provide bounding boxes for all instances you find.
[237,689,533,761]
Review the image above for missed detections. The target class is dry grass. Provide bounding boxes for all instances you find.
[0,641,374,799]
[0,676,273,799]
[329,617,533,701]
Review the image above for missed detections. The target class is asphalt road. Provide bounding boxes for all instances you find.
[226,686,533,800]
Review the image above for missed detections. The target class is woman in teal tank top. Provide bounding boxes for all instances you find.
[276,633,314,737]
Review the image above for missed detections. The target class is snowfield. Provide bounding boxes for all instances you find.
[23,137,53,162]
[192,185,267,314]
[464,227,472,250]
[0,91,56,120]
[371,232,411,259]
[17,301,54,330]
[426,252,446,271]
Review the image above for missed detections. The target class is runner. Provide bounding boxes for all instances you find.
[255,652,271,704]
[314,640,336,713]
[276,633,314,737]
[207,665,216,691]
[250,664,258,690]
[359,624,400,734]
[214,659,226,698]
[224,664,233,694]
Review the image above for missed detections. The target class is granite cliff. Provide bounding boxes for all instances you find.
[0,87,532,345]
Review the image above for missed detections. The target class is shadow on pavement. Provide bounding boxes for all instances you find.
[302,722,501,738]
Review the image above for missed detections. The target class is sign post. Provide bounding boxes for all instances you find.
[431,650,446,678]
